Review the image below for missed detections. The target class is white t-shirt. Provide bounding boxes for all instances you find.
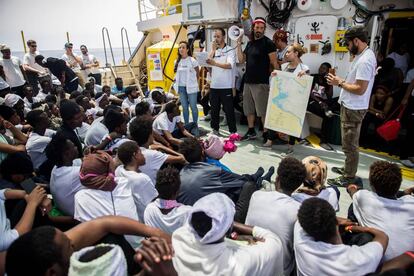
[0,56,26,87]
[338,47,377,110]
[353,190,414,261]
[115,165,158,222]
[94,84,103,94]
[0,76,9,90]
[50,159,83,216]
[210,45,236,89]
[85,107,103,120]
[26,129,56,169]
[245,190,300,275]
[75,122,90,142]
[152,111,181,135]
[122,97,141,110]
[144,200,192,234]
[81,53,100,75]
[387,52,410,76]
[23,96,41,110]
[292,187,339,212]
[36,90,49,101]
[281,62,310,76]
[294,222,384,276]
[62,53,81,72]
[84,117,108,146]
[172,226,284,276]
[23,51,45,72]
[175,57,199,94]
[0,189,19,251]
[139,147,168,184]
[404,68,414,84]
[74,176,143,249]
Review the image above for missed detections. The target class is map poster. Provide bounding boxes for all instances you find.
[264,71,313,138]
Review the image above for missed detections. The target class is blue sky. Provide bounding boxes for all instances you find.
[0,0,145,51]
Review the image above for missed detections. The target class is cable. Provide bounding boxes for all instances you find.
[351,0,414,24]
[260,0,296,29]
[163,23,184,82]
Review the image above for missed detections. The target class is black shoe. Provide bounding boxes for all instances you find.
[256,176,264,189]
[263,166,275,182]
[197,127,209,137]
[251,167,264,182]
[327,176,354,187]
[331,167,344,175]
[262,132,268,144]
[241,130,257,141]
[320,142,334,151]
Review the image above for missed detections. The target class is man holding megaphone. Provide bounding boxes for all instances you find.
[206,28,237,134]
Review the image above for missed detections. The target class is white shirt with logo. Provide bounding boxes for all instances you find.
[338,47,376,110]
[210,45,236,89]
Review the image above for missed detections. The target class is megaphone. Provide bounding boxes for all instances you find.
[228,25,244,41]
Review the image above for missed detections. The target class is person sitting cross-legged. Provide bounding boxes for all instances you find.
[291,156,340,211]
[245,156,306,276]
[294,197,388,276]
[121,86,141,114]
[74,151,143,249]
[46,132,83,217]
[115,140,158,222]
[348,161,414,261]
[177,137,265,206]
[152,101,198,148]
[172,193,284,276]
[144,166,192,234]
[25,109,56,171]
[0,186,46,251]
[128,116,186,184]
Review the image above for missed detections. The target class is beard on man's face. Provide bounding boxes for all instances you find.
[254,31,264,39]
[349,44,359,55]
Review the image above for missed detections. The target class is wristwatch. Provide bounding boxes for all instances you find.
[338,80,345,88]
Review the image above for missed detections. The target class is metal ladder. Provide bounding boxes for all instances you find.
[120,27,144,96]
[101,27,118,80]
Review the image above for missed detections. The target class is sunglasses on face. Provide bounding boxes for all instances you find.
[30,45,37,48]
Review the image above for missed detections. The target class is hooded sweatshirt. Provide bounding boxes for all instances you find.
[172,225,284,276]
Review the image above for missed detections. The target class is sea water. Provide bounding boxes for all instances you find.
[13,47,130,67]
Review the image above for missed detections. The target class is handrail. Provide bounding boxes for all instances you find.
[101,27,116,67]
[121,27,132,63]
[162,23,184,82]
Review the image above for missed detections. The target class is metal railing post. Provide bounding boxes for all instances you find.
[101,27,116,67]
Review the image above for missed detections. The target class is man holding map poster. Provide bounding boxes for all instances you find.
[326,26,376,187]
[236,17,278,141]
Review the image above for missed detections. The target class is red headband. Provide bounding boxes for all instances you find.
[253,19,266,25]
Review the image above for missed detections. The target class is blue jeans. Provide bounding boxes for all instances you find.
[178,86,198,125]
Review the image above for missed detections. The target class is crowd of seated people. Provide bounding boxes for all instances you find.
[0,36,413,276]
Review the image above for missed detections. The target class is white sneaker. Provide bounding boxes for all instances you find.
[262,140,272,148]
[201,114,211,121]
[325,110,334,117]
[401,159,414,168]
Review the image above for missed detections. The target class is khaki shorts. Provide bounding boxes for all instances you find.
[243,83,270,117]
